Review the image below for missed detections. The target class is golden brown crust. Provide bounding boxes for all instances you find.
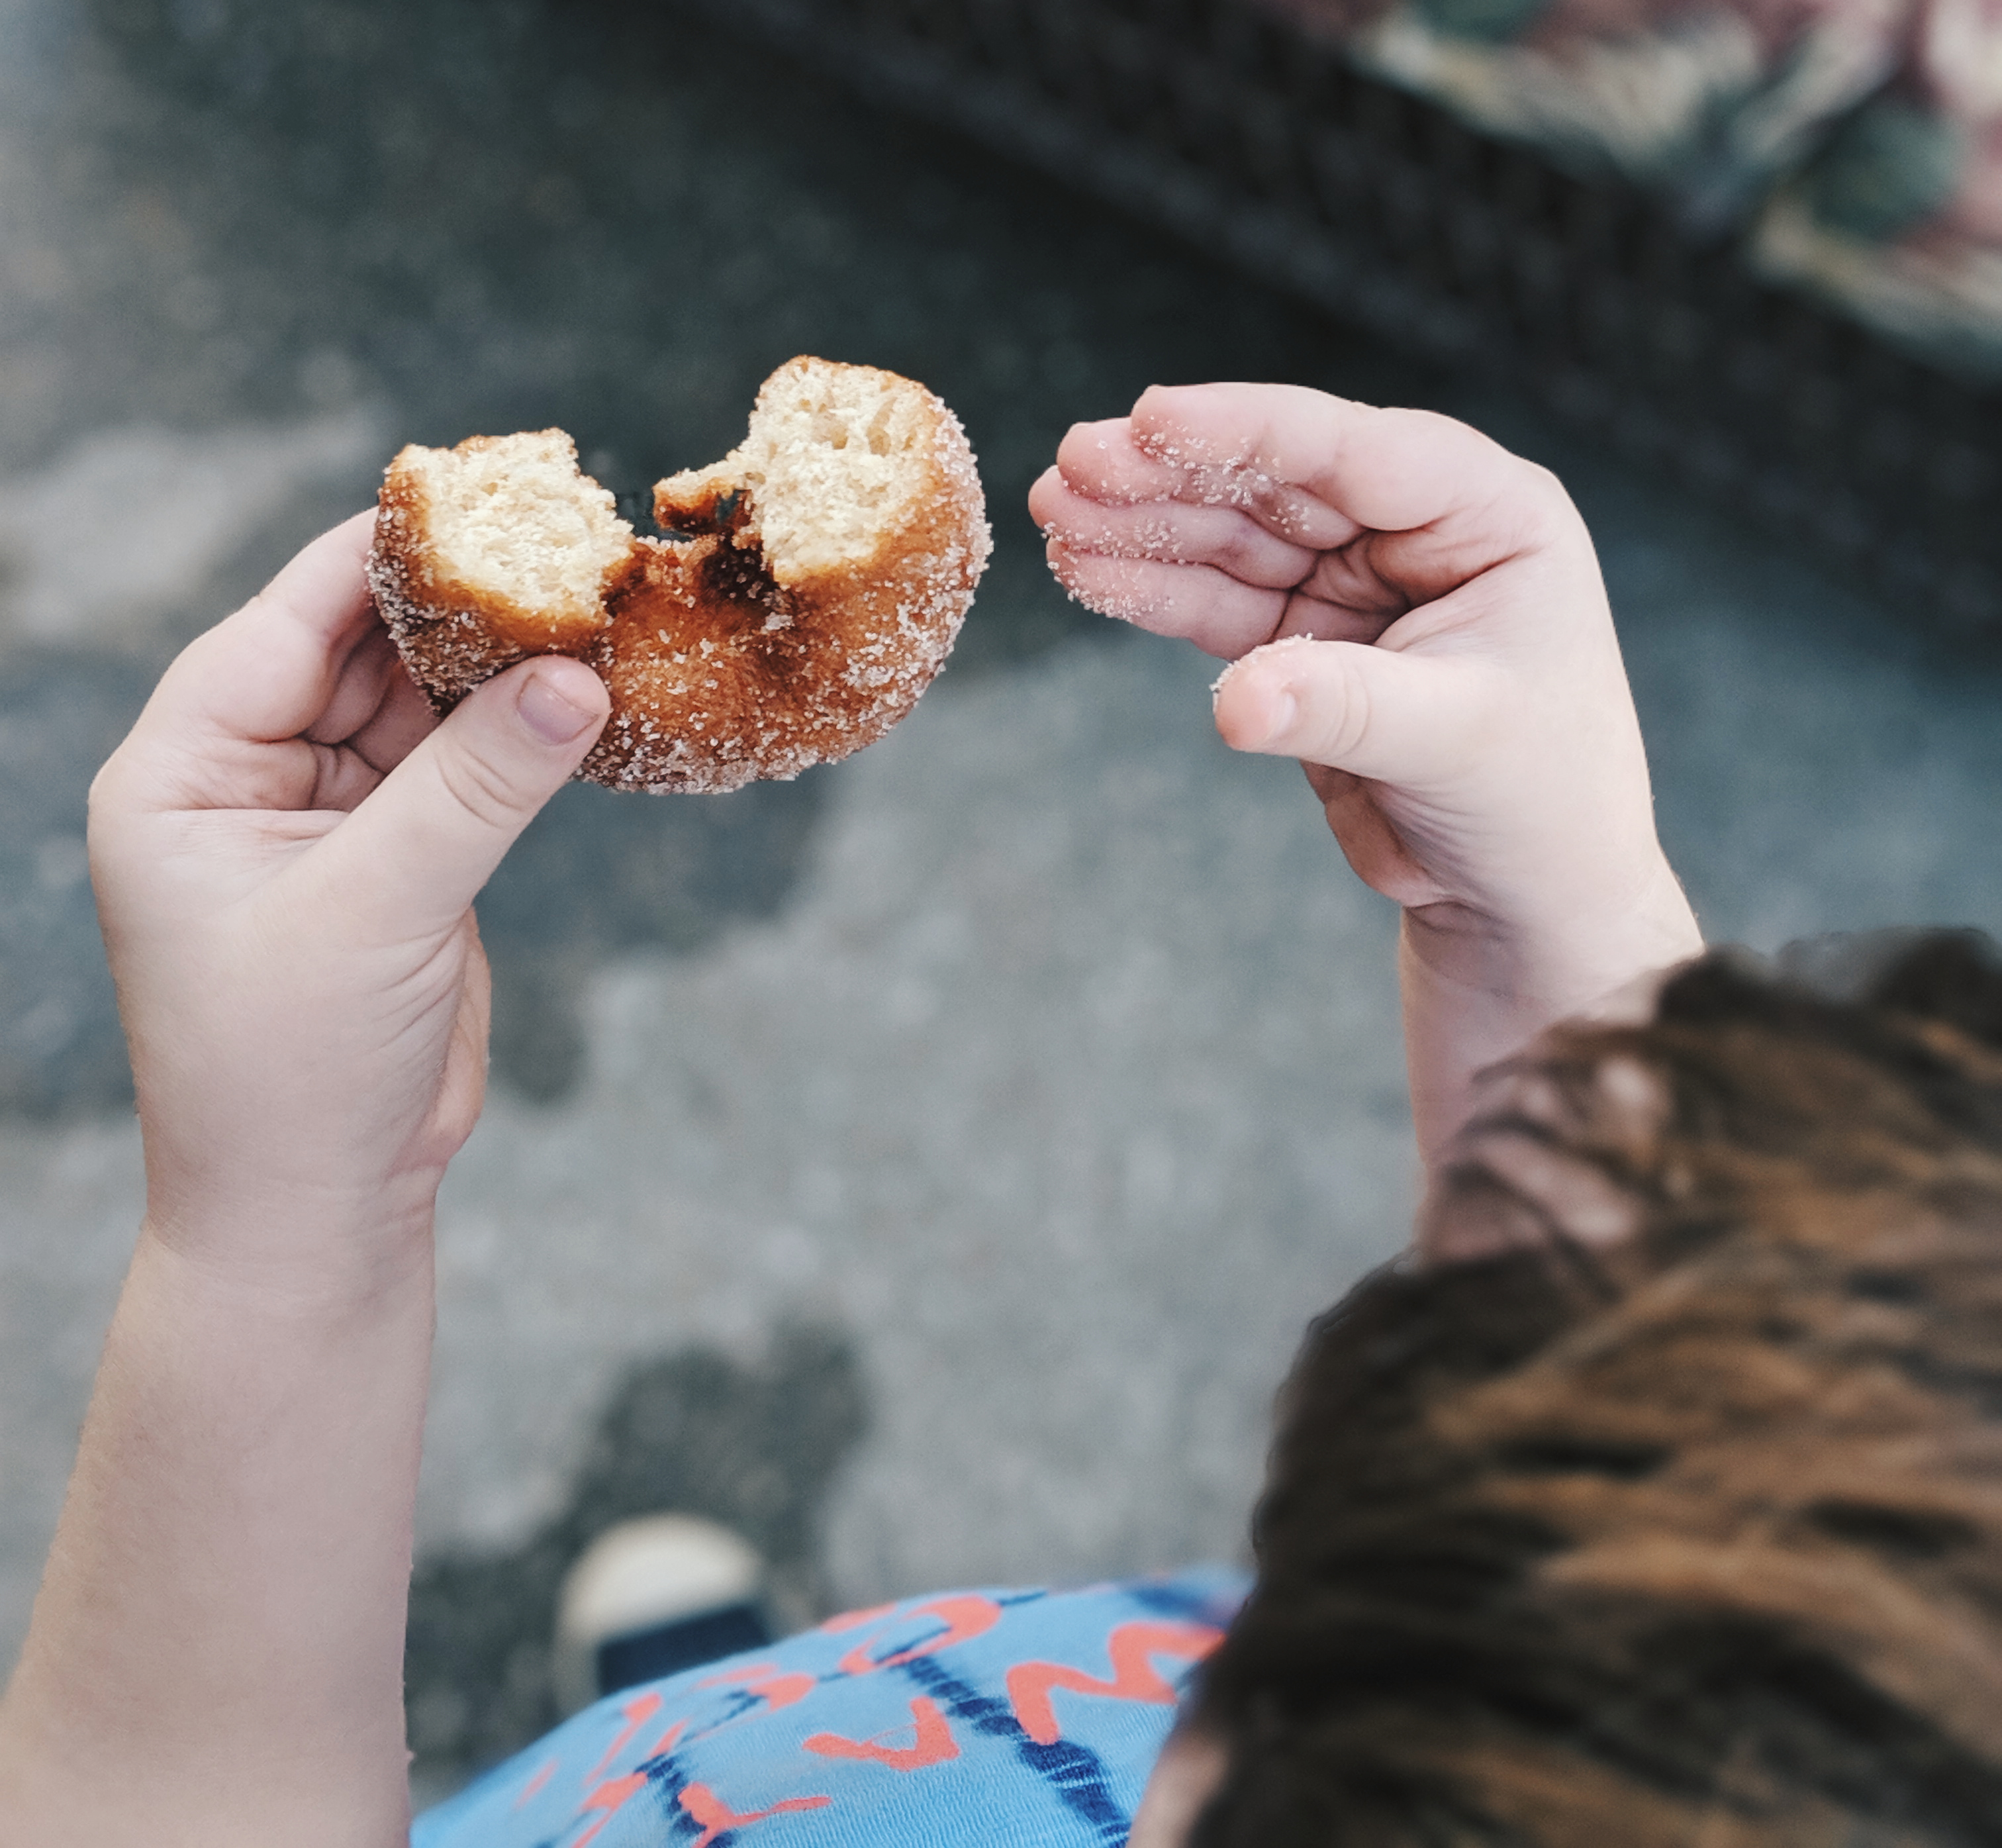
[366,362,990,795]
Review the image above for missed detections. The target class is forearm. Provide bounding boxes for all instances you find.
[0,1208,432,1847]
[1400,857,1702,1173]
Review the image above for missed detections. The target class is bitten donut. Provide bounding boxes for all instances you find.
[366,356,991,793]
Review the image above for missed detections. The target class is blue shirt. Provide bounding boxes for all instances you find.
[414,1566,1247,1847]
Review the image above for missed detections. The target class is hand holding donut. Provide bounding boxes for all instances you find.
[2,518,610,1843]
[1029,383,1702,1156]
[88,511,609,1277]
[92,357,987,1277]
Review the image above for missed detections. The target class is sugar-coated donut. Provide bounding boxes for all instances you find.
[367,357,991,793]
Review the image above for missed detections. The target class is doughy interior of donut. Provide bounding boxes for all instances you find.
[727,367,933,581]
[410,430,631,621]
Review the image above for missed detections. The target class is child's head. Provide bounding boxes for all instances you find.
[1192,932,2002,1845]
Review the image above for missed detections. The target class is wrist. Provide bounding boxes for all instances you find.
[1402,850,1701,1020]
[137,1168,439,1316]
[1400,852,1701,1163]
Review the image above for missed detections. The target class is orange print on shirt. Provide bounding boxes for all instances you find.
[571,1771,649,1848]
[835,1594,1003,1676]
[804,1695,961,1771]
[678,1781,834,1848]
[588,1691,665,1781]
[697,1662,817,1714]
[513,1757,558,1809]
[1006,1620,1225,1746]
[820,1601,898,1633]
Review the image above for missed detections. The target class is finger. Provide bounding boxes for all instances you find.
[312,657,609,941]
[1030,465,1316,589]
[1130,385,1564,553]
[1270,593,1407,647]
[1284,538,1416,632]
[141,511,379,750]
[1051,409,1361,551]
[299,738,395,815]
[341,664,438,778]
[1212,632,1498,785]
[1047,540,1286,658]
[307,625,401,748]
[293,662,443,813]
[1050,416,1191,505]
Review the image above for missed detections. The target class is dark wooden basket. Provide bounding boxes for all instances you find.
[671,0,2002,638]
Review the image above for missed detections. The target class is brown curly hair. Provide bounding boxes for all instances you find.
[1192,932,2002,1847]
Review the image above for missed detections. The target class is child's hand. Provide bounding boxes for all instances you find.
[0,516,608,1845]
[1030,385,1701,1159]
[89,511,610,1279]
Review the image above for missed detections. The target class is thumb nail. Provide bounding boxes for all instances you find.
[516,665,599,744]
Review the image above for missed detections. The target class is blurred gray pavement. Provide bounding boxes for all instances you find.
[0,0,1999,1790]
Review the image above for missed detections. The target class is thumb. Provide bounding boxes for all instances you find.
[318,656,610,940]
[1212,635,1496,786]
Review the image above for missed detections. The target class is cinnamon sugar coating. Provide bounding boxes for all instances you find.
[366,359,990,794]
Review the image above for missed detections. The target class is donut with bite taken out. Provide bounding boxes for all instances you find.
[366,356,991,793]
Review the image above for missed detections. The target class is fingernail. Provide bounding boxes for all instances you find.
[517,665,597,744]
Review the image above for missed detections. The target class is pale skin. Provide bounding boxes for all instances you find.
[0,512,613,1845]
[1030,383,1701,1169]
[0,385,1699,1845]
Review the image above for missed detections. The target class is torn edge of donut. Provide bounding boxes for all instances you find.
[367,356,991,793]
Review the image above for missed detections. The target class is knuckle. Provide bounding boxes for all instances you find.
[1322,669,1372,764]
[433,744,528,832]
[1517,462,1582,532]
[1280,650,1369,767]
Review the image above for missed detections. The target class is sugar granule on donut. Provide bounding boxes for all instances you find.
[367,357,992,793]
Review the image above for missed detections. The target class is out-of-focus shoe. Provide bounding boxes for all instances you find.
[552,1514,771,1715]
